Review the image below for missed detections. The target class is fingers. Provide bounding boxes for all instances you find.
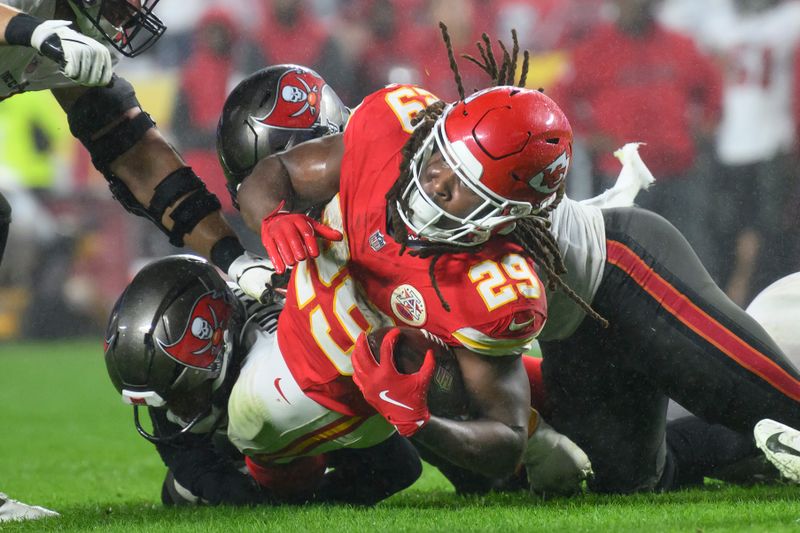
[380,328,403,372]
[294,219,319,260]
[418,349,437,384]
[261,213,343,274]
[353,332,379,370]
[311,220,344,242]
[261,233,287,274]
[62,42,113,85]
[351,333,378,393]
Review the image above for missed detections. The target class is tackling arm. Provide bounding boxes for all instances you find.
[413,348,531,478]
[237,134,344,232]
[53,83,286,302]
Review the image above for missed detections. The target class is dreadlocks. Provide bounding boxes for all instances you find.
[386,24,607,327]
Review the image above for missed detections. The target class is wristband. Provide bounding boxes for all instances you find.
[210,236,246,272]
[5,13,43,47]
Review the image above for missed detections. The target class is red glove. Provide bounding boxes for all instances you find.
[260,200,343,274]
[351,328,435,437]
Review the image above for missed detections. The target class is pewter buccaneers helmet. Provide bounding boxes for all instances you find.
[104,256,242,442]
[68,0,166,57]
[217,64,350,207]
[399,86,573,246]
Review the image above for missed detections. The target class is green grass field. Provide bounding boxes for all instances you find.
[1,340,798,532]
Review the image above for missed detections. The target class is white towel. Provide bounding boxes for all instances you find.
[579,143,656,208]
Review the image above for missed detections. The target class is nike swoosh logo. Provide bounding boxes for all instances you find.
[274,378,290,404]
[509,317,535,332]
[766,432,800,457]
[379,390,414,410]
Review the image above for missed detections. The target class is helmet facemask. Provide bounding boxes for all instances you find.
[119,322,235,443]
[397,106,534,247]
[68,0,166,57]
[104,256,242,444]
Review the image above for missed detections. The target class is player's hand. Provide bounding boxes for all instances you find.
[351,328,435,437]
[227,251,285,304]
[30,20,113,86]
[260,200,342,274]
[523,411,593,497]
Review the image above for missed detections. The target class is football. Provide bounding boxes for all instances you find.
[366,326,469,418]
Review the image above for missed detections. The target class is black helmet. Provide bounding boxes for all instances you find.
[68,0,166,58]
[216,64,350,208]
[104,255,242,442]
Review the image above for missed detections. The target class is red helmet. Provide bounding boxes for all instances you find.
[398,86,572,246]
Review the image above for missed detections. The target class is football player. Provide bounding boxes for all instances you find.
[104,254,422,506]
[234,29,800,492]
[236,60,567,481]
[0,0,276,302]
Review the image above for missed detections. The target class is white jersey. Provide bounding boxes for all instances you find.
[538,197,606,341]
[0,0,116,98]
[745,272,800,369]
[700,0,800,165]
[226,329,394,462]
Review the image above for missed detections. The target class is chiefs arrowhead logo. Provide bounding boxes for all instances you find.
[390,284,427,327]
[249,68,325,130]
[157,291,232,369]
[528,150,570,194]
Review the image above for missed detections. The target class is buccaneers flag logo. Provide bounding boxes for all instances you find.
[250,68,325,130]
[157,291,232,369]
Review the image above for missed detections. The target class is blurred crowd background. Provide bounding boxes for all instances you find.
[1,0,799,340]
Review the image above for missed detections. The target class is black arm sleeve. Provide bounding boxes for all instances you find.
[149,409,268,506]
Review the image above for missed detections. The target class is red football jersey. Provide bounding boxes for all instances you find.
[339,85,548,356]
[276,85,548,407]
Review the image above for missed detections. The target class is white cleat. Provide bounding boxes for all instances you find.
[0,493,59,522]
[754,419,800,483]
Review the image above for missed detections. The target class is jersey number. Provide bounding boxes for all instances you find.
[468,254,542,311]
[385,86,439,133]
[293,200,371,374]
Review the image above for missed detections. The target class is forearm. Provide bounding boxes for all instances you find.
[237,155,296,233]
[237,134,344,232]
[109,128,238,258]
[0,5,22,43]
[412,415,527,478]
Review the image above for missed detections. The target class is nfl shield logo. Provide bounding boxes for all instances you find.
[369,230,386,251]
[390,284,427,327]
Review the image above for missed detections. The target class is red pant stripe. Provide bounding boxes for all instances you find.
[607,239,800,402]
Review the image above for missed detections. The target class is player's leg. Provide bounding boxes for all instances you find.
[665,416,779,488]
[0,191,10,265]
[318,433,422,505]
[540,327,670,493]
[601,207,800,434]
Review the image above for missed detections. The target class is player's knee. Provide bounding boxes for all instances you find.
[0,192,10,221]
